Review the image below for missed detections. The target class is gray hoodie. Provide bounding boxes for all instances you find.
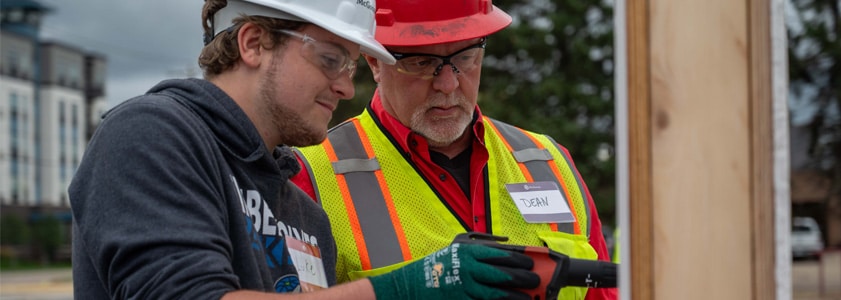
[70,78,337,299]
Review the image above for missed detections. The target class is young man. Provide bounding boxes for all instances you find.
[69,0,543,299]
[292,0,618,299]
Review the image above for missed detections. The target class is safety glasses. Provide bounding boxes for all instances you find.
[388,38,487,80]
[275,29,357,80]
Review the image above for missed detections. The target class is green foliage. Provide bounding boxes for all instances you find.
[788,0,840,204]
[335,58,377,126]
[31,215,66,263]
[1,214,31,268]
[1,214,31,245]
[0,256,72,270]
[0,255,72,272]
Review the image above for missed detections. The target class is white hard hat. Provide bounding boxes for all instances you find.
[212,0,396,64]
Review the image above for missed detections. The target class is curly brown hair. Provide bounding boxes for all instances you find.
[199,0,306,78]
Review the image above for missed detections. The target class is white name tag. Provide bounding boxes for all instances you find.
[505,181,576,223]
[285,236,328,291]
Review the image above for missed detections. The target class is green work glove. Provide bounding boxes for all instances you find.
[369,243,540,300]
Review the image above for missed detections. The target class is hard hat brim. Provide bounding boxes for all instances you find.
[285,4,397,64]
[231,0,396,64]
[375,5,512,47]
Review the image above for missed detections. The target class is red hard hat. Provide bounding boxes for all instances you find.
[374,0,512,47]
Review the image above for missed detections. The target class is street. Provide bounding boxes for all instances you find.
[793,250,841,300]
[0,254,838,299]
[0,268,73,300]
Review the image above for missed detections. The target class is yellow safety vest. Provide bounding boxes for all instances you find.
[296,110,598,299]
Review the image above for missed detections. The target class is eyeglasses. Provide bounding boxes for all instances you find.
[389,38,487,80]
[275,29,357,80]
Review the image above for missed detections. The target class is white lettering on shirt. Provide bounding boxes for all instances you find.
[231,176,318,245]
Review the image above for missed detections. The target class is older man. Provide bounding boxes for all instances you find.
[293,0,618,299]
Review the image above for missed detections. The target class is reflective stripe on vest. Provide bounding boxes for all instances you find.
[545,135,592,237]
[316,119,412,270]
[485,118,591,237]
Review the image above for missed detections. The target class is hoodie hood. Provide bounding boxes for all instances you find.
[145,78,266,162]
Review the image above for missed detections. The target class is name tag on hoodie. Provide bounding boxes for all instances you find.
[286,236,328,291]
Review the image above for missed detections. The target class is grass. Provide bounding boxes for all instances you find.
[0,257,72,271]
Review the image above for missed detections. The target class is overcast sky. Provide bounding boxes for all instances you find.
[38,0,205,107]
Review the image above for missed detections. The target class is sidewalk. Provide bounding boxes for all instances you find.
[0,268,73,300]
[793,250,841,300]
[0,258,838,299]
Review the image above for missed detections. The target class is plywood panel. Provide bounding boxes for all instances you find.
[648,0,753,298]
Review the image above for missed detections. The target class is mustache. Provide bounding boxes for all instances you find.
[423,93,469,109]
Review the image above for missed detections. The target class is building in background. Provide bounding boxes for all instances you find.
[1,0,107,220]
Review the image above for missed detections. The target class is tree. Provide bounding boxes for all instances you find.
[1,214,31,246]
[1,214,31,267]
[31,215,65,264]
[787,0,841,208]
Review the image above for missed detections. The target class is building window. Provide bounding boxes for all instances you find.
[10,93,19,150]
[71,104,80,168]
[71,104,79,126]
[25,12,41,26]
[7,9,24,23]
[59,101,66,124]
[3,49,22,78]
[22,183,30,204]
[59,101,66,145]
[11,185,19,205]
[56,60,82,90]
[10,93,20,174]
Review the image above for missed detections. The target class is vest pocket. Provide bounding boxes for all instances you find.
[537,231,598,300]
[537,231,598,260]
[346,259,414,281]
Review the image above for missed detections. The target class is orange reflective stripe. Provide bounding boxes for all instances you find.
[323,138,372,270]
[485,120,534,180]
[350,120,412,262]
[517,128,581,235]
[551,144,592,237]
[352,119,375,156]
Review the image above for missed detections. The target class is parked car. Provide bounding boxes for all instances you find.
[791,216,824,259]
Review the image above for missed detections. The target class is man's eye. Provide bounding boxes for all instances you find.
[320,54,341,69]
[455,53,475,62]
[406,57,436,68]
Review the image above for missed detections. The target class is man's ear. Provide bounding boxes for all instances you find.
[363,54,382,83]
[237,23,265,68]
